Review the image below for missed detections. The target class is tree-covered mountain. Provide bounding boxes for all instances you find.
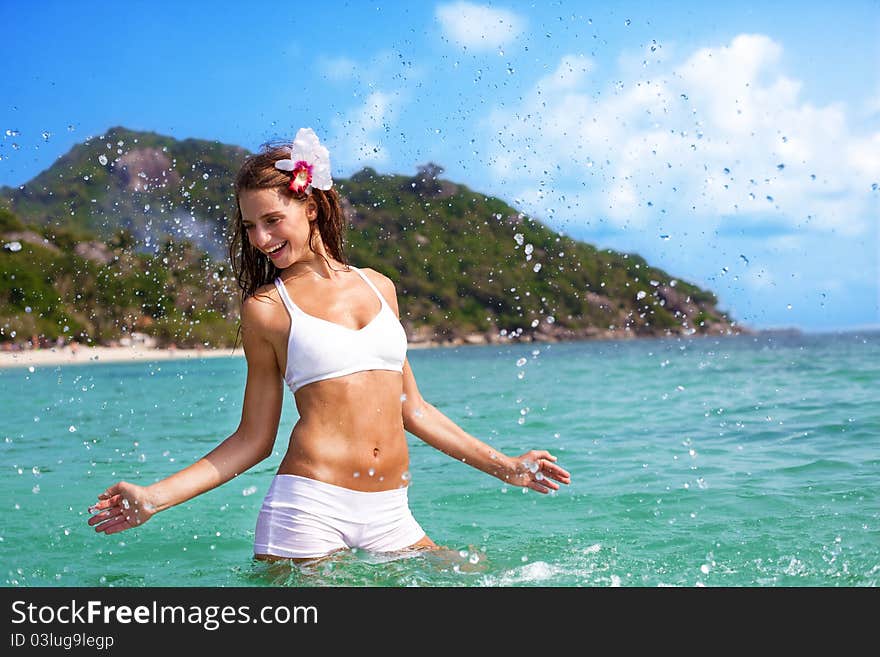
[0,126,244,260]
[0,127,747,348]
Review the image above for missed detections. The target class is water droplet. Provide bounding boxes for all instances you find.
[514,233,524,246]
[740,254,749,265]
[624,18,631,26]
[368,468,375,477]
[41,131,51,141]
[700,564,710,574]
[636,290,647,300]
[524,243,534,255]
[5,129,20,137]
[4,241,22,252]
[533,263,542,273]
[242,486,257,496]
[68,425,76,433]
[516,357,527,367]
[28,366,35,373]
[202,173,209,180]
[98,154,108,166]
[776,163,785,170]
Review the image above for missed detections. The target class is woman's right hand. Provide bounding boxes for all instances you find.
[87,481,158,535]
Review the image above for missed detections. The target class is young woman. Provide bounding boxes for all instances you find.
[87,128,571,562]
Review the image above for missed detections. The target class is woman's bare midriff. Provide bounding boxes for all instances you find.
[276,369,412,492]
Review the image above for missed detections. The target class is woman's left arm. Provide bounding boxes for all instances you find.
[366,268,571,493]
[400,359,570,493]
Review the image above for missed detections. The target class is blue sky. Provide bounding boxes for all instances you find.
[2,0,878,333]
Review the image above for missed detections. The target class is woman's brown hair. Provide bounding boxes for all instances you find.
[228,141,349,346]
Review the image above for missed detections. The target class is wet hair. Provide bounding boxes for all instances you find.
[228,141,349,348]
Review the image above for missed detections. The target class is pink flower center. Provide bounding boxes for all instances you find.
[289,161,314,192]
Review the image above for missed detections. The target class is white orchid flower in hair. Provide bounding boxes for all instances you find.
[274,128,333,194]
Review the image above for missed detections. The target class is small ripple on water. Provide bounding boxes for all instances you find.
[777,459,859,475]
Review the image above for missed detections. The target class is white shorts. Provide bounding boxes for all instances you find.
[253,474,426,560]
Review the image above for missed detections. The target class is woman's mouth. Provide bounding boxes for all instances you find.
[265,241,287,259]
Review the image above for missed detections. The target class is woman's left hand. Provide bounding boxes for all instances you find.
[506,450,571,493]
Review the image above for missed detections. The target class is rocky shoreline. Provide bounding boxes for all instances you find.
[406,321,756,348]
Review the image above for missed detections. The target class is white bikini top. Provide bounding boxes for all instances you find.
[273,266,407,394]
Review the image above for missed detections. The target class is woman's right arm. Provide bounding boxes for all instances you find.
[87,295,284,535]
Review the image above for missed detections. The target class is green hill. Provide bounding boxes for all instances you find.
[0,127,746,348]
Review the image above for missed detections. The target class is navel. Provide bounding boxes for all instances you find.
[373,447,380,458]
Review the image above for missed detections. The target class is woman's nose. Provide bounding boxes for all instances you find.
[252,225,271,247]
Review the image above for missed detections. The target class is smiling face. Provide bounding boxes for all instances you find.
[238,187,319,270]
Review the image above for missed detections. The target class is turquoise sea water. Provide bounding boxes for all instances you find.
[1,331,878,587]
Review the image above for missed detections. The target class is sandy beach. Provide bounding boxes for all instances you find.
[0,339,451,370]
[0,344,242,369]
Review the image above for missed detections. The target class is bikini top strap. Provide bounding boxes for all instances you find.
[351,267,388,309]
[273,277,298,317]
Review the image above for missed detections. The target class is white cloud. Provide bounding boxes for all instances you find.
[436,2,524,50]
[744,268,776,291]
[319,55,358,81]
[485,34,880,239]
[332,91,400,168]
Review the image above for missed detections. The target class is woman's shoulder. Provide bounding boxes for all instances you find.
[241,282,283,327]
[356,266,396,291]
